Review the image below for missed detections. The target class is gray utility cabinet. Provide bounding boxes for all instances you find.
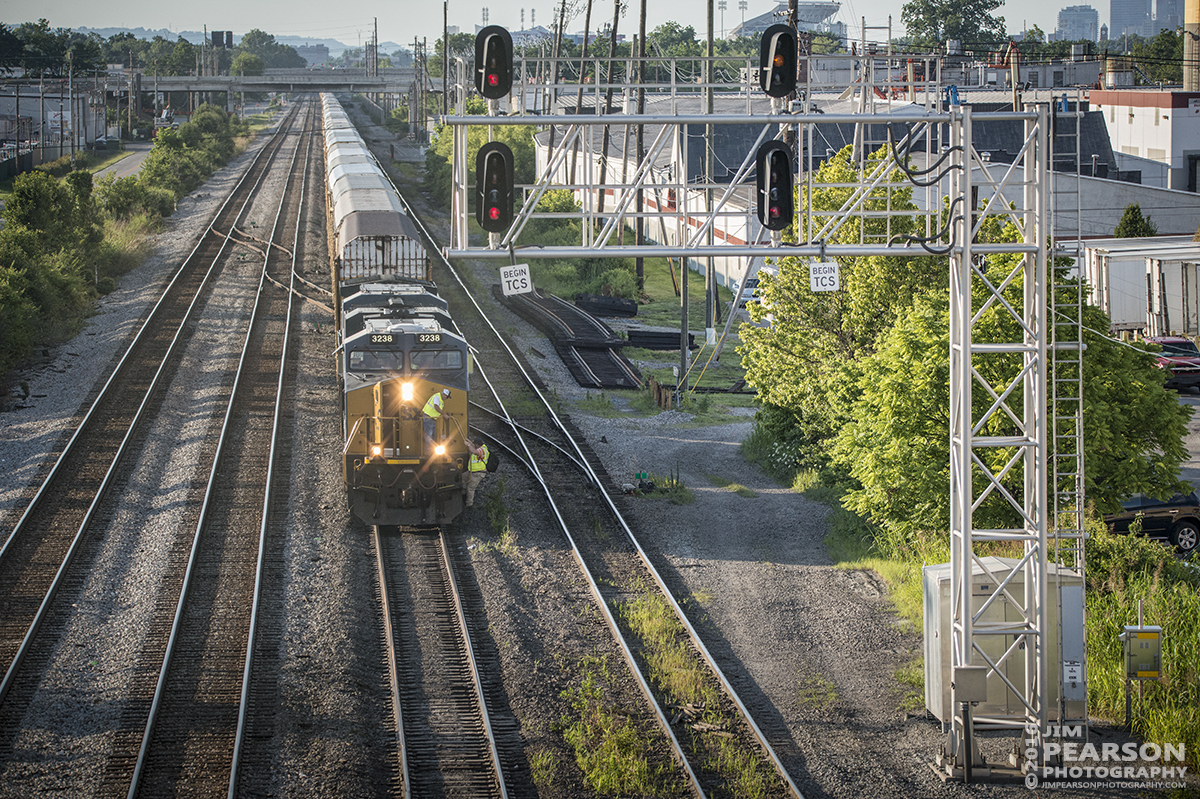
[923,557,1087,728]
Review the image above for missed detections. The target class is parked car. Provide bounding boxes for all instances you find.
[1145,336,1200,391]
[1103,492,1200,554]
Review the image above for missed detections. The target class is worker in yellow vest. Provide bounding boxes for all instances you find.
[422,388,450,452]
[465,438,490,507]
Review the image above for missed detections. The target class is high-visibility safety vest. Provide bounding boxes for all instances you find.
[469,444,489,472]
[422,393,445,418]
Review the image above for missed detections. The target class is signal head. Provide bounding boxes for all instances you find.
[475,26,514,100]
[475,141,515,233]
[755,141,794,232]
[760,24,798,98]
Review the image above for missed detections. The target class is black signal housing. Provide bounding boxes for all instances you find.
[759,24,798,98]
[475,26,514,100]
[476,141,515,233]
[755,141,794,231]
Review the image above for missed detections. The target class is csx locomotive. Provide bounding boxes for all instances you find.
[323,94,472,526]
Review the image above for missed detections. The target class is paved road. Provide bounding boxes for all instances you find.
[94,142,153,180]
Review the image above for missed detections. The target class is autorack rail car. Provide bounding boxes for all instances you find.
[322,93,472,526]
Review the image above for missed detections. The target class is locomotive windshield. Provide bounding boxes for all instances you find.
[410,349,464,370]
[348,349,405,371]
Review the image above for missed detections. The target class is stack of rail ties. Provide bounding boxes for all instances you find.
[491,287,642,389]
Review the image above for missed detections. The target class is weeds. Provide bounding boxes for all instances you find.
[643,464,695,505]
[559,655,680,796]
[617,587,782,794]
[797,674,839,710]
[529,749,557,789]
[703,472,758,498]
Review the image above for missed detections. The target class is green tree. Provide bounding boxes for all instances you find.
[1131,28,1182,84]
[424,122,536,211]
[231,51,265,76]
[427,32,475,78]
[738,147,946,470]
[830,282,1191,537]
[237,29,304,69]
[1114,203,1158,237]
[0,23,23,71]
[900,0,1005,49]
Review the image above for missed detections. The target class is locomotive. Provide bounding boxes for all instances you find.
[322,94,472,526]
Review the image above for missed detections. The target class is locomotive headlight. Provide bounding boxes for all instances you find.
[401,382,414,402]
[434,444,446,455]
[371,445,383,457]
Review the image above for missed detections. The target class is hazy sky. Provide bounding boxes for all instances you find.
[2,0,1071,52]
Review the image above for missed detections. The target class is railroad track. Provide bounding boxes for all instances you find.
[382,162,804,797]
[375,527,521,797]
[123,97,317,798]
[0,97,317,796]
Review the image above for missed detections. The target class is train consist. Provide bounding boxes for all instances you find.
[322,94,472,526]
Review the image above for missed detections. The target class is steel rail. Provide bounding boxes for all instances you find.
[127,101,311,799]
[228,98,316,799]
[465,349,708,797]
[467,402,586,472]
[437,528,510,798]
[0,103,305,710]
[372,527,411,797]
[392,162,805,799]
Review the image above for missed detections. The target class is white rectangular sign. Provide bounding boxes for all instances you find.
[500,263,534,296]
[810,261,840,292]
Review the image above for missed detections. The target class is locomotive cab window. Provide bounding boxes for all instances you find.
[409,348,464,370]
[349,349,405,372]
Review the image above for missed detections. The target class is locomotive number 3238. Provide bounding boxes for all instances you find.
[417,333,442,343]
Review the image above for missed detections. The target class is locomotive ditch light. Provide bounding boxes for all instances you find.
[760,24,798,98]
[476,141,515,233]
[434,444,446,456]
[755,140,795,231]
[475,26,514,100]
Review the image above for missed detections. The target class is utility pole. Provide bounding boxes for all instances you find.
[706,0,717,341]
[68,50,75,158]
[443,1,449,116]
[636,0,646,291]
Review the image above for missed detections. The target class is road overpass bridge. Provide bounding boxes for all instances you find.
[148,67,425,94]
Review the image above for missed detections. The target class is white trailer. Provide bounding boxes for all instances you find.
[1147,257,1200,336]
[1081,237,1196,332]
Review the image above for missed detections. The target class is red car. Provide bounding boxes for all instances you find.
[1145,336,1200,391]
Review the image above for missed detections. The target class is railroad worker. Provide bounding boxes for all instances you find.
[422,388,451,451]
[465,438,490,508]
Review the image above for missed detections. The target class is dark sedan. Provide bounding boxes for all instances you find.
[1104,492,1200,554]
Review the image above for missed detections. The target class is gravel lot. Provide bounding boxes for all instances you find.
[0,107,1187,798]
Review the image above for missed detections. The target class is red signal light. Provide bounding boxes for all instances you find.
[488,207,501,221]
[488,73,499,87]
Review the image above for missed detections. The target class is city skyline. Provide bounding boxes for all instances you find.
[2,0,1081,53]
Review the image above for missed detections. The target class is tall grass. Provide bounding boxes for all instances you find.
[812,475,1200,765]
[559,655,681,796]
[1084,522,1200,765]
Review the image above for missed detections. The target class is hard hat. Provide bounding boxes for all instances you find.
[442,388,451,397]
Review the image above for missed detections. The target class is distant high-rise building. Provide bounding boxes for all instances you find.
[1058,5,1101,40]
[1101,22,1109,37]
[1111,0,1152,39]
[1156,0,1182,32]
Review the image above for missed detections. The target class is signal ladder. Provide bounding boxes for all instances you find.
[1049,89,1087,733]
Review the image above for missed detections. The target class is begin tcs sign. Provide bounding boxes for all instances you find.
[500,263,533,296]
[809,261,839,292]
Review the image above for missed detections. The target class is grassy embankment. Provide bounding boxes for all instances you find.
[782,461,1200,766]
